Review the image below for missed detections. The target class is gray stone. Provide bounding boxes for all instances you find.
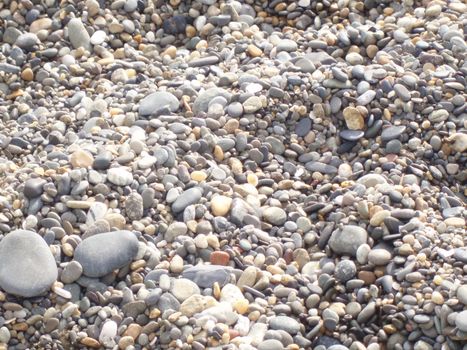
[263,207,287,226]
[172,187,202,214]
[335,260,357,282]
[368,249,392,265]
[74,231,139,277]
[457,285,467,305]
[15,33,39,50]
[455,310,467,332]
[357,90,376,105]
[61,261,83,284]
[329,226,368,256]
[0,230,58,297]
[0,63,21,74]
[170,278,201,302]
[394,84,410,101]
[258,339,284,350]
[125,192,144,221]
[67,18,91,50]
[182,265,231,288]
[193,88,231,114]
[3,27,21,44]
[158,292,180,311]
[277,39,297,52]
[269,315,301,334]
[138,92,180,116]
[381,126,406,142]
[24,178,46,198]
[340,130,364,141]
[107,168,133,186]
[305,162,338,174]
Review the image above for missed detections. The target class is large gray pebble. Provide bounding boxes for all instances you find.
[74,231,139,277]
[0,230,58,297]
[329,225,368,256]
[138,91,180,116]
[172,187,203,214]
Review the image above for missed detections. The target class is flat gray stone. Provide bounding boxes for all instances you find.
[0,230,58,297]
[172,187,202,214]
[258,339,284,350]
[269,315,301,334]
[182,265,231,288]
[381,126,406,142]
[74,231,139,277]
[138,91,180,116]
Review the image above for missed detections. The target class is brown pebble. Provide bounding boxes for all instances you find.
[124,323,142,340]
[358,271,376,285]
[80,337,101,348]
[21,68,34,81]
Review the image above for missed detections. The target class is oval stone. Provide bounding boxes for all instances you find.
[0,230,58,297]
[74,231,139,277]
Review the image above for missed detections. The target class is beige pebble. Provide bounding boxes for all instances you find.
[247,44,262,57]
[343,107,364,130]
[70,150,94,168]
[21,68,34,81]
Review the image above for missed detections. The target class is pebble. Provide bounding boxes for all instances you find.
[138,92,180,116]
[74,230,139,277]
[329,225,368,256]
[263,207,287,226]
[335,260,357,282]
[172,187,203,214]
[343,107,364,130]
[107,168,133,186]
[0,2,465,349]
[269,316,301,334]
[455,311,467,332]
[67,18,91,50]
[0,230,57,297]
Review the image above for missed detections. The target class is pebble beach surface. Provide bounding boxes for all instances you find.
[0,0,466,349]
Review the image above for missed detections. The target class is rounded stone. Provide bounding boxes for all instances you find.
[263,207,287,226]
[172,187,203,214]
[67,18,91,51]
[0,230,58,297]
[211,195,232,216]
[455,311,467,332]
[107,168,133,186]
[210,251,230,266]
[70,150,94,168]
[74,231,139,277]
[368,249,392,266]
[457,285,467,305]
[335,260,357,282]
[61,261,83,284]
[269,315,301,334]
[329,225,368,256]
[138,91,180,116]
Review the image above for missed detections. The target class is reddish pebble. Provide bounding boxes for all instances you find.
[229,329,240,340]
[210,251,230,266]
